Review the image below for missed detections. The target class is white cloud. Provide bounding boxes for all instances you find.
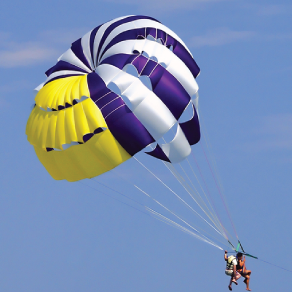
[0,42,58,68]
[39,28,90,46]
[245,114,292,151]
[0,28,88,68]
[190,27,256,47]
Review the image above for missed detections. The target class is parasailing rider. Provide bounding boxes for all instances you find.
[224,250,241,291]
[236,253,252,291]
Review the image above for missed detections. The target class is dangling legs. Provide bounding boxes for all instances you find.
[242,270,251,291]
[228,272,240,290]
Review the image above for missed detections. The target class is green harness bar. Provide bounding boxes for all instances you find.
[231,240,258,259]
[243,253,258,259]
[236,242,241,252]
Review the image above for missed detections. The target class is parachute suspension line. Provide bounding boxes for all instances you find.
[134,184,228,248]
[158,137,226,237]
[81,174,231,250]
[146,208,223,250]
[169,161,218,223]
[184,157,229,240]
[133,157,224,237]
[175,161,226,236]
[164,127,236,245]
[193,150,237,245]
[200,116,227,198]
[186,157,215,214]
[198,110,238,241]
[92,178,146,208]
[112,168,231,249]
[161,161,225,237]
[190,153,234,243]
[82,179,225,248]
[228,240,236,250]
[134,184,201,234]
[181,159,219,221]
[163,162,217,224]
[200,143,238,239]
[96,173,208,241]
[78,181,151,217]
[163,163,236,249]
[238,240,245,253]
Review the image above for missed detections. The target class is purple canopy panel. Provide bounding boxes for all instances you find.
[179,104,200,145]
[165,35,200,78]
[100,97,125,118]
[148,65,190,119]
[94,92,119,109]
[146,27,157,38]
[45,60,88,77]
[71,38,92,71]
[87,72,111,102]
[44,74,84,86]
[156,29,167,44]
[105,105,155,156]
[132,55,148,74]
[96,15,160,63]
[101,28,146,59]
[100,54,137,70]
[145,144,171,162]
[140,59,157,76]
[89,25,102,66]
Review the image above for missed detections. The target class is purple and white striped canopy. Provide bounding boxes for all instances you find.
[39,15,201,163]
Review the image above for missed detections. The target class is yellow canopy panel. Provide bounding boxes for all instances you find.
[35,75,89,110]
[34,132,131,181]
[26,97,109,149]
[26,77,131,181]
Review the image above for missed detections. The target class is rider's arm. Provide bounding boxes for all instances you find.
[224,250,228,261]
[237,257,246,269]
[233,262,237,276]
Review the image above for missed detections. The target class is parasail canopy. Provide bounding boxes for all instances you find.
[26,15,201,182]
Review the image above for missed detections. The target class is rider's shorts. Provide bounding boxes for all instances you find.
[225,270,241,280]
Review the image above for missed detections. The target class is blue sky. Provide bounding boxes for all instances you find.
[1,1,292,291]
